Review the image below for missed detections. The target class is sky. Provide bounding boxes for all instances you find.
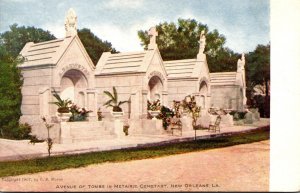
[0,0,270,53]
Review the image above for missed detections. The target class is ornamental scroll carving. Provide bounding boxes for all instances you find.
[59,63,90,77]
[148,71,165,81]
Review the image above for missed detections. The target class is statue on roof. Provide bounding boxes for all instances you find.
[148,27,158,50]
[237,53,245,71]
[199,30,206,54]
[65,8,77,37]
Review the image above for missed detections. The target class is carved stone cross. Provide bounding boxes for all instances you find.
[148,27,158,49]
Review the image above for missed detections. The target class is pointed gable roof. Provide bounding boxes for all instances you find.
[164,59,197,78]
[19,36,73,68]
[18,35,95,70]
[210,72,238,86]
[95,48,167,76]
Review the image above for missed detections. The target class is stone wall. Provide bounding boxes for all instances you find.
[167,79,198,106]
[95,74,144,119]
[210,85,243,110]
[20,67,54,139]
[60,120,115,143]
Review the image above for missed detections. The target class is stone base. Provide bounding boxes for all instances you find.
[20,115,61,143]
[197,113,211,128]
[208,114,234,127]
[220,114,234,127]
[114,119,125,138]
[244,112,254,124]
[59,120,115,144]
[129,119,164,135]
[180,116,193,131]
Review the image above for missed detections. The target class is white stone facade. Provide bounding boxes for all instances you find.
[18,9,247,140]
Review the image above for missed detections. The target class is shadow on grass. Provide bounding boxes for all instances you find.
[0,127,269,177]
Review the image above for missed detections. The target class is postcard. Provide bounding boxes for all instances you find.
[0,0,299,192]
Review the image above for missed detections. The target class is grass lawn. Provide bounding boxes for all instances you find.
[0,127,269,177]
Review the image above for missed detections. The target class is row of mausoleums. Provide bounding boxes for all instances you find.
[18,8,246,141]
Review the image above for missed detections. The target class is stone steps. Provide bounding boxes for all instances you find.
[71,134,116,143]
[71,128,113,138]
[61,121,116,144]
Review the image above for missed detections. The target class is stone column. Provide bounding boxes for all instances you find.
[141,89,148,119]
[114,117,124,139]
[87,89,97,121]
[130,90,139,119]
[39,87,50,117]
[162,90,168,106]
[50,87,61,117]
[60,122,72,144]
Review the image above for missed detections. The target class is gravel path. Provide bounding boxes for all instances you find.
[0,140,269,192]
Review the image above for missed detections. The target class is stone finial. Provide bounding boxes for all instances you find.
[148,27,158,50]
[237,53,245,71]
[65,8,77,37]
[241,53,245,61]
[198,30,206,54]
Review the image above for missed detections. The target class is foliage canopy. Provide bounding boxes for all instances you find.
[138,18,239,72]
[78,28,118,65]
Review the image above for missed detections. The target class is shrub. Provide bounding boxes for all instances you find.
[41,117,54,157]
[182,95,201,126]
[157,106,174,129]
[0,122,33,140]
[230,111,247,121]
[69,104,92,122]
[147,99,161,111]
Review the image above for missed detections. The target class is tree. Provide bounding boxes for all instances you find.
[0,24,54,139]
[0,56,23,138]
[78,28,118,65]
[138,18,239,72]
[246,44,270,117]
[0,24,56,58]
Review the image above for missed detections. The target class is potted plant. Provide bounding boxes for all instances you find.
[50,89,72,121]
[69,103,92,122]
[123,121,130,136]
[147,99,161,120]
[103,86,128,118]
[97,107,104,121]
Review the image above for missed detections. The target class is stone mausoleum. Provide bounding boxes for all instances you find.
[18,9,247,143]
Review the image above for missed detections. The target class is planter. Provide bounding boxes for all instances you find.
[123,125,129,136]
[57,107,70,113]
[57,112,72,122]
[148,110,160,120]
[111,111,124,119]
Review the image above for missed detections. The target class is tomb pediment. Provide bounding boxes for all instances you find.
[95,48,167,77]
[164,59,198,79]
[19,35,95,71]
[19,36,74,68]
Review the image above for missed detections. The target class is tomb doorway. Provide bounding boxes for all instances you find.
[199,81,208,109]
[60,69,88,107]
[148,75,163,102]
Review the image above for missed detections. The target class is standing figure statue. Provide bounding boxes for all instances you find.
[199,30,206,54]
